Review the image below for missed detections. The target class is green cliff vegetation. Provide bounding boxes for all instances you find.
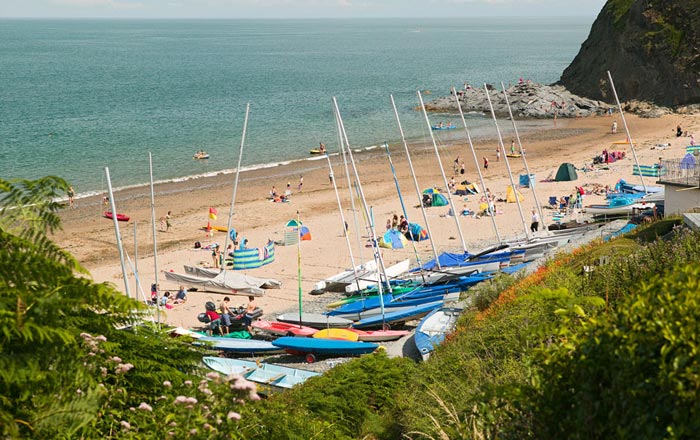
[606,0,636,24]
[3,176,700,439]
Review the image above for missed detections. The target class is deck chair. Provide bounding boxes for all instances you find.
[548,196,557,209]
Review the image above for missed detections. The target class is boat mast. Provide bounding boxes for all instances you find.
[417,91,468,254]
[148,152,161,325]
[336,113,367,265]
[390,94,442,269]
[104,166,131,299]
[382,141,424,270]
[501,82,547,236]
[484,85,530,240]
[222,103,250,265]
[333,97,387,322]
[607,70,648,194]
[451,88,502,243]
[324,152,362,292]
[296,210,303,328]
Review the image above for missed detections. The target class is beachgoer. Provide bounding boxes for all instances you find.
[530,209,540,233]
[607,107,613,117]
[165,211,172,232]
[150,283,159,305]
[297,175,303,191]
[102,196,109,206]
[244,296,257,333]
[460,161,465,175]
[496,148,500,162]
[212,245,219,268]
[483,157,489,169]
[453,156,460,174]
[612,120,618,134]
[160,291,171,307]
[271,186,277,198]
[319,142,326,153]
[690,135,696,146]
[510,140,515,155]
[386,218,392,231]
[677,125,683,137]
[392,214,399,228]
[239,239,248,250]
[205,307,222,336]
[219,297,232,333]
[399,215,408,231]
[174,286,187,304]
[67,186,75,208]
[449,176,456,191]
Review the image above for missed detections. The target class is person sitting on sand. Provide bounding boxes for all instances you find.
[173,285,187,304]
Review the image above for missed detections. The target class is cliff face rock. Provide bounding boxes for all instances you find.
[559,0,700,107]
[424,83,607,119]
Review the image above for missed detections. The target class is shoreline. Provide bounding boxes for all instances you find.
[52,112,700,332]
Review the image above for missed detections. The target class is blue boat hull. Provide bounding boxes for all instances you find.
[272,336,378,355]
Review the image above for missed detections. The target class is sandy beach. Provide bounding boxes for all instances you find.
[52,112,700,331]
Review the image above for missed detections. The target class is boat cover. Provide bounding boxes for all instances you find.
[164,269,281,296]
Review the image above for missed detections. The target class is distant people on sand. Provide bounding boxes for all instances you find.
[174,286,187,304]
[212,245,220,268]
[67,186,75,208]
[612,120,618,134]
[244,296,257,333]
[270,186,277,198]
[460,161,465,175]
[690,135,696,146]
[166,211,172,232]
[319,142,326,153]
[677,125,683,137]
[386,218,392,231]
[483,157,489,169]
[297,175,303,191]
[510,140,516,155]
[454,156,460,174]
[496,148,501,162]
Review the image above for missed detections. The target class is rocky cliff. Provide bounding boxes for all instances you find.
[559,0,700,107]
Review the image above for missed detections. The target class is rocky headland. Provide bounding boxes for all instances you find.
[427,0,700,119]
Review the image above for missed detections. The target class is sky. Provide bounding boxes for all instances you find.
[1,0,608,19]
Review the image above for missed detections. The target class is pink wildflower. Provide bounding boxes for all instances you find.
[138,402,153,412]
[227,411,241,420]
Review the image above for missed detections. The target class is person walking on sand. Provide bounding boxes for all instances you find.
[483,157,489,169]
[460,161,465,175]
[67,186,75,209]
[165,211,172,232]
[612,120,618,134]
[453,156,460,175]
[496,148,500,162]
[530,209,540,233]
[297,175,303,191]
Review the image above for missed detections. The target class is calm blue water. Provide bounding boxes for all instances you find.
[0,18,592,195]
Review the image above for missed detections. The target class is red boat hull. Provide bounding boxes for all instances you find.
[103,212,130,222]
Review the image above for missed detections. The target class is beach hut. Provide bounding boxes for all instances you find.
[379,229,408,249]
[281,219,301,246]
[404,223,429,241]
[554,163,578,182]
[506,185,524,203]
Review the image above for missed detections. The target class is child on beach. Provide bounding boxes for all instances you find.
[483,157,489,169]
[67,186,75,208]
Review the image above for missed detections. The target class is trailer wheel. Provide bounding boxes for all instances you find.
[305,353,316,363]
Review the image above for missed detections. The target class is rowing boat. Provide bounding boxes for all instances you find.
[103,211,130,222]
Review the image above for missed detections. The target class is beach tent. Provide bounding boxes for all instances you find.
[379,229,408,249]
[299,225,312,241]
[454,182,480,196]
[404,222,429,241]
[506,185,524,203]
[518,174,535,188]
[680,153,696,170]
[422,188,449,207]
[554,163,578,181]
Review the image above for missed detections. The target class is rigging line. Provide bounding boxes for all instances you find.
[324,152,362,293]
[382,142,425,273]
[607,70,648,194]
[451,87,502,244]
[500,82,548,237]
[222,103,250,268]
[390,94,442,270]
[417,91,468,254]
[483,84,530,241]
[336,111,367,265]
[333,97,389,322]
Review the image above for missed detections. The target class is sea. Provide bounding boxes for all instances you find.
[0,17,593,197]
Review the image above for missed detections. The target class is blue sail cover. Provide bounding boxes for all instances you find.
[413,252,510,272]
